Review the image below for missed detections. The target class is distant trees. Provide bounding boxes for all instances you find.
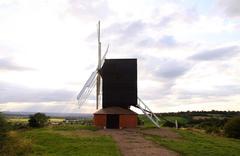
[224,117,240,139]
[28,113,49,128]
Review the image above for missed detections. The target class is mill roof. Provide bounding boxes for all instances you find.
[94,107,137,115]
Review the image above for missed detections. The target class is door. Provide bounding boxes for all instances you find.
[106,114,119,129]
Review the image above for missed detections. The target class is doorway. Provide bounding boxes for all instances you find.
[106,114,119,129]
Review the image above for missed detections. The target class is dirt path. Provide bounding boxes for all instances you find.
[100,128,179,156]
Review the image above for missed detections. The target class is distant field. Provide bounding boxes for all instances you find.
[7,118,29,123]
[146,129,240,156]
[7,117,65,123]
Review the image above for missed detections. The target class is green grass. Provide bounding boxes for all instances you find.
[138,115,189,128]
[52,124,98,131]
[146,129,240,156]
[22,130,120,156]
[7,125,121,156]
[138,115,156,128]
[163,116,189,125]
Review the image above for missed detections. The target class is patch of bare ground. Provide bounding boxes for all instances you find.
[99,128,179,156]
[140,128,181,139]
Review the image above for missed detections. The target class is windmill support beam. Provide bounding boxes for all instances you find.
[136,97,161,128]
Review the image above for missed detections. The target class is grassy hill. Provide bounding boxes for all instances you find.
[146,129,240,156]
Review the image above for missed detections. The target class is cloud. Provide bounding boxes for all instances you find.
[0,82,75,103]
[152,59,191,79]
[107,21,180,48]
[138,35,179,48]
[103,20,146,40]
[68,0,113,20]
[217,0,240,18]
[190,46,240,61]
[178,85,240,99]
[0,58,33,71]
[138,57,192,99]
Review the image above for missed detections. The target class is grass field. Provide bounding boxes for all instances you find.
[7,118,29,123]
[146,129,240,156]
[2,125,121,156]
[139,115,189,128]
[7,117,65,123]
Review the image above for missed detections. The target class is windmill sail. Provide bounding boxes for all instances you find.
[77,21,109,109]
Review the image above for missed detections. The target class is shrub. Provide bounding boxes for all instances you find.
[0,113,9,141]
[137,116,144,125]
[28,113,49,128]
[224,117,240,139]
[205,126,220,134]
[162,121,176,128]
[12,122,29,130]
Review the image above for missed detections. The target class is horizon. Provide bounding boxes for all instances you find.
[0,0,240,113]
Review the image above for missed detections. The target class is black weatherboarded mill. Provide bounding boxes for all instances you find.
[94,58,138,129]
[100,59,137,108]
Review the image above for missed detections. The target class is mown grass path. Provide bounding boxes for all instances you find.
[100,129,179,156]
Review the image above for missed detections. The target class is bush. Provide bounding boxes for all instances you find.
[12,122,29,130]
[28,113,49,128]
[224,117,240,139]
[205,126,220,134]
[162,121,176,128]
[0,113,9,141]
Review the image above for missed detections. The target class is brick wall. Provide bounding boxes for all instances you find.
[94,114,106,128]
[94,114,137,128]
[119,114,137,128]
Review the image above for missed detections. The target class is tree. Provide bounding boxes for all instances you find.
[224,117,240,139]
[28,113,49,128]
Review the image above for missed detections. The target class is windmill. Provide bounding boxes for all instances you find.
[77,21,161,128]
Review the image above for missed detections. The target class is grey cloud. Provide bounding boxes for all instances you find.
[0,58,33,71]
[140,56,191,80]
[0,82,75,103]
[149,58,191,79]
[139,57,192,98]
[190,46,240,61]
[217,0,240,17]
[178,85,240,99]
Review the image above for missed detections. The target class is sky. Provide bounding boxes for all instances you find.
[0,0,240,113]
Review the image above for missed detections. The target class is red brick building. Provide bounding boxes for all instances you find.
[94,107,137,129]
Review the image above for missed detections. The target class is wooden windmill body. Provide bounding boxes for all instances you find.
[94,59,138,128]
